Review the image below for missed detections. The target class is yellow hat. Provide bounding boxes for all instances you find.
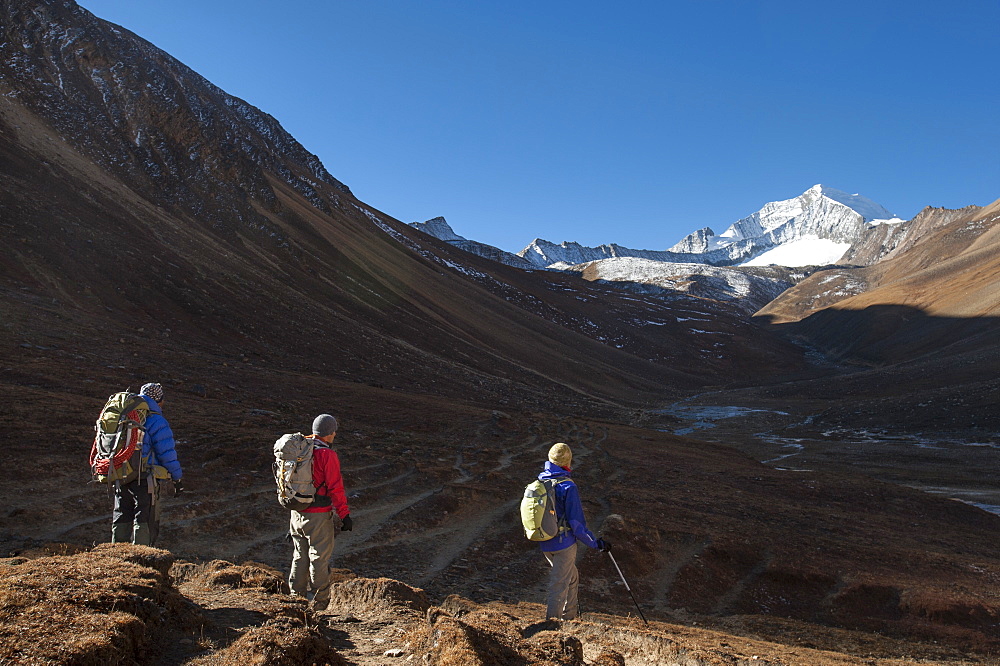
[548,442,572,468]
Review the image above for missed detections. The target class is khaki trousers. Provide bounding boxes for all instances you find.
[289,510,336,609]
[544,542,579,620]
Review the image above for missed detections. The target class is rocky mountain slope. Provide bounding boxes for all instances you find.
[1,0,816,418]
[760,201,1000,326]
[411,216,537,270]
[658,200,1000,515]
[750,199,1000,435]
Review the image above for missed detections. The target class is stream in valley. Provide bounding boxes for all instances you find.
[658,400,1000,516]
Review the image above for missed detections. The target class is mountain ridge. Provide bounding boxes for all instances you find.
[509,184,902,269]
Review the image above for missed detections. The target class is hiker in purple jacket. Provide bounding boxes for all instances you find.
[111,382,183,546]
[538,442,611,621]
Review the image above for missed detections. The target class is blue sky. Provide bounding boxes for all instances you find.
[79,1,998,253]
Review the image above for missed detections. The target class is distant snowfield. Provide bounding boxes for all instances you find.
[741,237,851,267]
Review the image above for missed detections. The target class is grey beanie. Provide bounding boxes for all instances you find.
[312,414,339,437]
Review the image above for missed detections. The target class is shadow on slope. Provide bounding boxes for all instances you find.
[755,304,1000,434]
[764,304,1000,367]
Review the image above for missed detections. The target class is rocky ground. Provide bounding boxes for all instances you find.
[0,544,995,665]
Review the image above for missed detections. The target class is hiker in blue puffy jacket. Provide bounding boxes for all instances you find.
[538,442,610,621]
[111,382,183,546]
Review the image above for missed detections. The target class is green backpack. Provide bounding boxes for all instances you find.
[520,478,569,541]
[89,392,151,484]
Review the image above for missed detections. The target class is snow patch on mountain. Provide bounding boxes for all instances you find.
[816,186,895,222]
[518,239,691,268]
[405,186,907,313]
[666,184,895,265]
[741,237,852,267]
[564,258,799,314]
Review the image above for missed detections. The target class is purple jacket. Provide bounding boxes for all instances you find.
[537,461,599,552]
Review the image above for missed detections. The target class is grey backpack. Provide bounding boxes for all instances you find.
[273,433,328,511]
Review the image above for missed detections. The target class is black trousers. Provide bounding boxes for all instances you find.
[112,476,159,546]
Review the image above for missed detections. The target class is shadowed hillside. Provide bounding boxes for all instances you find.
[0,0,811,418]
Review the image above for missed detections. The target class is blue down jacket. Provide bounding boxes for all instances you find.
[141,398,182,481]
[537,461,599,552]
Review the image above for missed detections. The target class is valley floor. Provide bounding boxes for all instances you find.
[658,389,1000,515]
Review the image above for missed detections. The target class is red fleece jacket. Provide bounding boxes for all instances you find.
[303,444,349,518]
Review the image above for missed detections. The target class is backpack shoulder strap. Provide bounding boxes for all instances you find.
[308,440,330,492]
[545,477,572,532]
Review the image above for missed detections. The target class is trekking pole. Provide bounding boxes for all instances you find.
[608,551,648,625]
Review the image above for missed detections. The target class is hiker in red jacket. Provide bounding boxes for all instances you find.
[288,413,351,611]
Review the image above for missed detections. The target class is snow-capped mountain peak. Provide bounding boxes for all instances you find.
[410,216,466,242]
[807,184,894,222]
[409,217,537,269]
[417,186,900,271]
[664,184,897,266]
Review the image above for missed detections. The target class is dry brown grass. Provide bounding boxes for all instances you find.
[0,543,198,665]
[405,606,586,666]
[324,576,430,617]
[179,559,290,595]
[188,616,346,666]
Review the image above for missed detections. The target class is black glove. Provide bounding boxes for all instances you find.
[596,539,612,553]
[340,514,353,532]
[173,479,184,496]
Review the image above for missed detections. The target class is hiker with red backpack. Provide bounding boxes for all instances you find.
[534,442,610,621]
[109,382,183,546]
[281,414,351,612]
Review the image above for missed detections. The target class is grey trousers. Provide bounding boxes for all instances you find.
[289,510,336,609]
[544,542,579,620]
